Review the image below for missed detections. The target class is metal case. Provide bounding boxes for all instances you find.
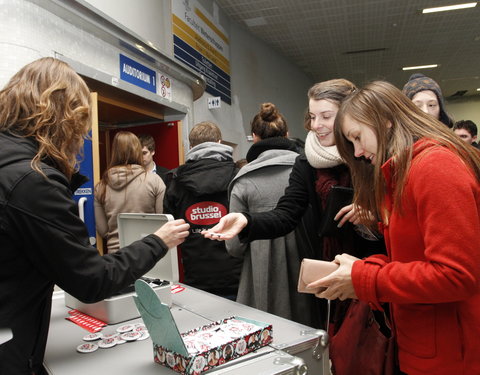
[171,286,330,375]
[64,280,171,324]
[64,213,178,324]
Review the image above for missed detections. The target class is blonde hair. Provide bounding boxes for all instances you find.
[251,102,288,139]
[334,80,480,226]
[189,121,222,147]
[96,131,144,203]
[304,79,357,131]
[0,57,91,179]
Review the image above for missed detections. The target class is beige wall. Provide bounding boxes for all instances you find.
[446,96,480,131]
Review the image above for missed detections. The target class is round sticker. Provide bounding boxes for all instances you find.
[77,343,99,353]
[120,331,141,341]
[134,325,147,333]
[137,330,150,341]
[98,337,117,349]
[102,333,118,339]
[115,335,127,344]
[116,324,134,333]
[83,332,102,341]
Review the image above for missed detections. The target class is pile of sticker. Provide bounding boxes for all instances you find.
[76,322,150,353]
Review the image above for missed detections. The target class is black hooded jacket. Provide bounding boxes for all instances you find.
[164,143,242,297]
[0,132,169,375]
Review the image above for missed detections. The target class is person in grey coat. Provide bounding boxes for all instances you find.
[226,103,314,326]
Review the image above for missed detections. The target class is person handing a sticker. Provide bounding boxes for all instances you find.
[0,58,190,375]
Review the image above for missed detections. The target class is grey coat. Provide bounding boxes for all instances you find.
[226,149,314,326]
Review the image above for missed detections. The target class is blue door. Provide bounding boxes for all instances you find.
[73,132,97,247]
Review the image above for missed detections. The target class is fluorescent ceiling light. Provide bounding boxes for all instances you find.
[402,64,438,71]
[422,2,477,13]
[244,16,267,27]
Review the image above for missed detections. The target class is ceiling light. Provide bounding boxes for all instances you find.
[422,2,477,13]
[402,64,438,71]
[244,17,267,27]
[477,88,480,91]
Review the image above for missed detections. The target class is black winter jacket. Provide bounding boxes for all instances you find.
[240,153,385,260]
[164,156,242,297]
[0,133,168,375]
[239,153,385,329]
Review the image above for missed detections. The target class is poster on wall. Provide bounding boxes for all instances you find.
[172,0,231,105]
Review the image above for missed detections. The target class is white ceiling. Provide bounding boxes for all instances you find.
[215,0,480,98]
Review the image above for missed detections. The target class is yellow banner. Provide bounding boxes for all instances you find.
[194,7,229,45]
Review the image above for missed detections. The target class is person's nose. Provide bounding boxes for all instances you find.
[354,144,364,158]
[418,103,429,114]
[311,117,323,130]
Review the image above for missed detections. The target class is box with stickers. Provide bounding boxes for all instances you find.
[133,279,273,375]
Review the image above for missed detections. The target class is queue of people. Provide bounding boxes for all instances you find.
[1,57,479,375]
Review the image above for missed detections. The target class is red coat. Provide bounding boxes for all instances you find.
[352,140,480,375]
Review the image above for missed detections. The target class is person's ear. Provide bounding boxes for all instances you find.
[473,135,477,143]
[386,121,393,129]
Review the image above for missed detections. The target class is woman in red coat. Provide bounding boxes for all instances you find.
[309,81,480,374]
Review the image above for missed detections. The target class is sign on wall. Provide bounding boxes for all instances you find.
[119,54,157,93]
[119,54,173,101]
[172,0,231,104]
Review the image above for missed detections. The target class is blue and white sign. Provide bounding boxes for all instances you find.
[119,54,157,93]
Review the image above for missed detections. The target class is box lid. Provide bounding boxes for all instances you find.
[134,279,188,356]
[117,213,179,283]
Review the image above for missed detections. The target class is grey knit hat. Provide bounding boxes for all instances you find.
[402,73,453,127]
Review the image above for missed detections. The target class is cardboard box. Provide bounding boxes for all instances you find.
[133,280,273,375]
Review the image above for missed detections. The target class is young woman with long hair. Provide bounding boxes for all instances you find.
[309,80,480,374]
[203,79,385,329]
[94,131,166,253]
[0,58,189,374]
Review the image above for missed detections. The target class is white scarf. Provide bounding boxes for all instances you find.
[304,131,343,168]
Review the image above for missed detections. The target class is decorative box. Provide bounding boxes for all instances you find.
[133,280,273,375]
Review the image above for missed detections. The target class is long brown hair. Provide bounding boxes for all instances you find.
[0,57,91,179]
[96,131,144,203]
[334,80,480,225]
